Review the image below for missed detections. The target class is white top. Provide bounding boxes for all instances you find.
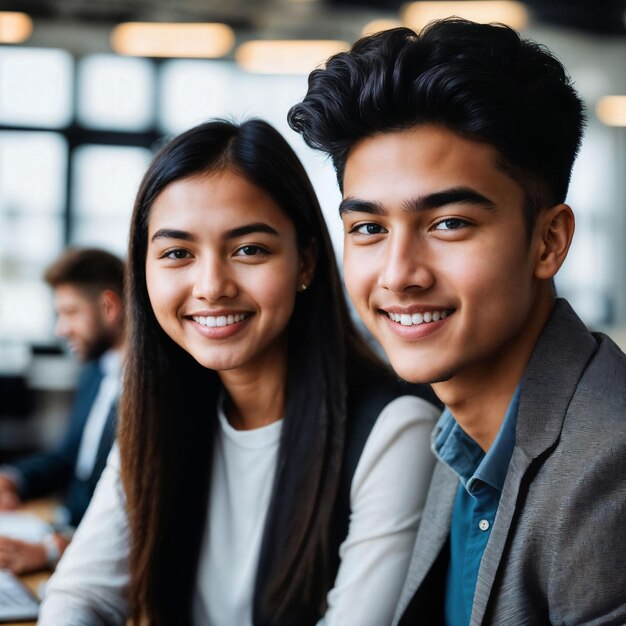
[38,394,439,626]
[193,408,282,625]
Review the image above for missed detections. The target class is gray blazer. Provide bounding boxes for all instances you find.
[393,299,626,626]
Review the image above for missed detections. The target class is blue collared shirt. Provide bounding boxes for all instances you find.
[433,386,521,626]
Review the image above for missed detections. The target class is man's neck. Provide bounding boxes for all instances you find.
[437,377,522,451]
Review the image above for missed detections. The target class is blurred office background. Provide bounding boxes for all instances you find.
[0,0,625,455]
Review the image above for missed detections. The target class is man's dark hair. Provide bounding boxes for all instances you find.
[288,18,586,224]
[44,247,124,299]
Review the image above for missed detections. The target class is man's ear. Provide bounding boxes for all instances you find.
[533,204,575,280]
[99,289,123,324]
[298,241,317,291]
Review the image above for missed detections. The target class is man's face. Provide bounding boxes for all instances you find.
[53,284,114,362]
[341,125,546,387]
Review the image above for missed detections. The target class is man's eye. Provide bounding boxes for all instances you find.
[433,218,468,231]
[352,223,387,235]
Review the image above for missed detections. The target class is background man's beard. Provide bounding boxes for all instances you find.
[83,330,116,362]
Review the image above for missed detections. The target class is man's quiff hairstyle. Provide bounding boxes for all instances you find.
[44,247,124,300]
[289,18,586,221]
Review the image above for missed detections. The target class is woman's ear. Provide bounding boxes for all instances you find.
[533,203,575,280]
[297,241,317,291]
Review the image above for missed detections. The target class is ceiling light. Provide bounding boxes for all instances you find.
[402,1,529,31]
[236,40,349,74]
[596,96,626,127]
[362,19,404,37]
[0,12,33,44]
[110,22,235,59]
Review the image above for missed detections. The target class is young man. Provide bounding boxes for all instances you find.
[0,247,125,574]
[289,18,626,626]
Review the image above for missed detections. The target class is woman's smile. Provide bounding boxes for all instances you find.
[187,311,254,339]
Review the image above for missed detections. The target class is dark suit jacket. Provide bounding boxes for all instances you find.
[11,360,117,527]
[394,299,626,626]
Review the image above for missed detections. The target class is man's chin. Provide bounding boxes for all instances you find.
[391,361,456,385]
[77,338,112,362]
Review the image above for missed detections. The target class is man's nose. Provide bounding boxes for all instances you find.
[378,232,434,293]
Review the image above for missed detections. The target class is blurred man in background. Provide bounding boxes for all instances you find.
[0,247,125,573]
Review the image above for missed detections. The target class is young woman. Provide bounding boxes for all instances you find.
[38,119,440,626]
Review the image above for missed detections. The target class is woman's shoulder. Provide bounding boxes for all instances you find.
[346,375,440,441]
[329,375,441,567]
[340,374,440,499]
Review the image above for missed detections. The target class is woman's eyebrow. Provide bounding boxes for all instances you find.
[150,223,280,244]
[223,222,280,239]
[150,228,195,243]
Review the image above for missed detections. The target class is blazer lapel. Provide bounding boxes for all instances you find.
[470,299,598,625]
[393,460,458,625]
[88,401,118,485]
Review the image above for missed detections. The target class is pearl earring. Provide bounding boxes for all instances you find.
[300,283,308,291]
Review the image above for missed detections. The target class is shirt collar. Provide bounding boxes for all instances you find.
[98,349,122,379]
[433,385,521,495]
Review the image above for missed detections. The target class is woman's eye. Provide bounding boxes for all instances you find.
[235,245,266,257]
[433,218,468,231]
[352,223,387,235]
[164,249,190,259]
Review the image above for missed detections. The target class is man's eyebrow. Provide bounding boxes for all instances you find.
[338,198,385,216]
[339,187,496,217]
[403,187,496,213]
[150,229,195,243]
[224,222,279,239]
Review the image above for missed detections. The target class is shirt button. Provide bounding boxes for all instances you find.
[479,519,490,531]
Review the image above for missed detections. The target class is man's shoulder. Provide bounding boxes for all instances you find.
[581,330,626,400]
[75,360,102,387]
[561,330,626,435]
[523,300,624,428]
[524,330,626,491]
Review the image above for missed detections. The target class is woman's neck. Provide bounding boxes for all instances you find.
[219,355,288,431]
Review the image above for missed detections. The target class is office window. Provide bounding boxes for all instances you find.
[71,144,152,253]
[77,55,155,131]
[159,60,234,134]
[230,72,308,137]
[0,131,67,270]
[0,131,67,216]
[0,48,73,128]
[556,126,616,325]
[0,281,54,342]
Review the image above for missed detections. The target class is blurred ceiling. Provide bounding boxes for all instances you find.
[0,0,624,55]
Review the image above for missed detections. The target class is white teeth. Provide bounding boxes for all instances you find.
[387,310,450,327]
[192,313,248,328]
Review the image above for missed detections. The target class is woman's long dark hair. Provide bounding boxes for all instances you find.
[120,119,386,625]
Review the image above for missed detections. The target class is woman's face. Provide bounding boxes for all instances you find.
[145,169,313,375]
